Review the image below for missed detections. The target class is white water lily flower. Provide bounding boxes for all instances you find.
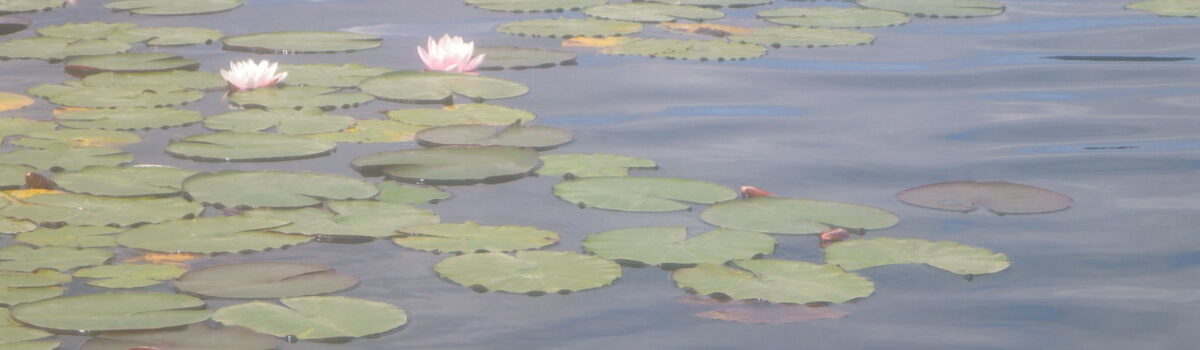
[220,59,288,91]
[418,34,485,73]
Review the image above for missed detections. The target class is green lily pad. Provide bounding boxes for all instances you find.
[116,216,310,254]
[35,85,203,108]
[10,292,210,332]
[222,31,381,54]
[0,164,37,190]
[476,46,577,70]
[0,37,130,61]
[376,182,451,205]
[0,270,70,306]
[123,26,223,46]
[416,124,572,151]
[387,104,535,126]
[303,119,425,143]
[465,0,606,12]
[896,181,1073,215]
[824,237,1009,275]
[80,323,277,350]
[583,227,775,267]
[204,109,356,135]
[15,226,123,248]
[0,245,112,272]
[7,129,141,149]
[730,27,875,48]
[856,0,1004,18]
[537,153,657,177]
[0,308,57,349]
[700,197,899,234]
[182,170,378,209]
[496,18,643,38]
[393,221,558,254]
[553,176,737,212]
[0,193,202,226]
[352,146,540,185]
[648,0,772,8]
[360,71,529,104]
[105,0,243,15]
[244,200,439,239]
[434,251,621,294]
[54,108,203,130]
[80,70,226,91]
[673,259,874,304]
[757,7,910,28]
[0,118,55,139]
[0,0,65,14]
[73,264,187,288]
[602,38,766,61]
[278,63,391,88]
[1127,0,1200,17]
[0,146,133,171]
[174,262,357,298]
[36,22,140,41]
[55,165,197,197]
[0,92,33,111]
[213,296,406,340]
[584,3,725,22]
[229,86,373,110]
[166,132,336,162]
[65,53,199,76]
[0,217,36,235]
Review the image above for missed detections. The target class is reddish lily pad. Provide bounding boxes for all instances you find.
[896,181,1073,215]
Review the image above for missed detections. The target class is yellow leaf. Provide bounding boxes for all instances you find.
[562,37,632,48]
[0,92,34,112]
[124,252,202,265]
[659,23,753,37]
[3,189,63,199]
[52,107,93,116]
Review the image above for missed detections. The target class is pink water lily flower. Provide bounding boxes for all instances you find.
[220,59,288,91]
[418,34,485,73]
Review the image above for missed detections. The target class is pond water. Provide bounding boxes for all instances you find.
[1,0,1199,349]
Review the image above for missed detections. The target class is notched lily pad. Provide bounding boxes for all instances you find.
[496,18,643,38]
[895,181,1073,215]
[700,197,899,234]
[15,225,123,248]
[174,262,358,298]
[729,26,875,48]
[824,237,1010,275]
[387,104,535,126]
[73,264,187,288]
[55,165,197,197]
[204,109,356,135]
[352,146,539,185]
[0,146,132,171]
[416,124,572,151]
[35,22,137,41]
[0,245,112,272]
[64,53,199,77]
[222,31,382,54]
[278,63,391,88]
[80,323,277,350]
[105,0,244,15]
[0,193,202,226]
[0,270,70,306]
[229,86,373,110]
[10,292,210,332]
[601,38,766,61]
[166,132,336,162]
[123,26,223,46]
[553,176,737,212]
[0,37,130,61]
[673,259,873,304]
[377,182,451,205]
[245,200,439,239]
[212,296,406,340]
[0,0,66,15]
[465,0,606,13]
[303,120,425,143]
[32,84,203,108]
[583,227,775,267]
[537,153,657,177]
[393,221,558,254]
[476,46,577,70]
[54,108,203,130]
[757,7,910,28]
[434,251,621,294]
[182,170,378,209]
[360,71,529,104]
[856,0,1004,18]
[584,3,725,22]
[116,216,309,254]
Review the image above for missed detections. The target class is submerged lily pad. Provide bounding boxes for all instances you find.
[0,193,202,226]
[229,86,373,110]
[73,264,187,288]
[303,120,425,143]
[204,108,356,135]
[360,71,529,103]
[1127,0,1200,17]
[602,38,766,61]
[245,200,439,239]
[476,46,577,70]
[0,37,130,61]
[393,221,558,254]
[583,227,775,267]
[54,108,203,130]
[674,260,873,304]
[496,18,643,38]
[465,0,605,12]
[387,104,535,126]
[174,262,358,298]
[54,165,197,197]
[0,0,65,14]
[116,216,309,254]
[0,245,112,272]
[8,129,141,149]
[34,85,203,108]
[730,27,875,48]
[377,182,451,204]
[15,226,123,248]
[105,0,243,15]
[895,181,1073,215]
[80,70,225,91]
[0,270,70,306]
[584,3,725,22]
[434,251,621,294]
[700,197,899,234]
[824,237,1009,275]
[222,31,381,54]
[416,124,572,150]
[0,92,33,112]
[647,0,772,8]
[10,292,210,332]
[213,296,406,340]
[856,0,1004,18]
[537,153,657,177]
[553,177,737,212]
[166,132,336,162]
[757,7,910,28]
[123,26,223,46]
[80,323,277,350]
[278,63,391,88]
[0,146,133,171]
[65,53,199,76]
[352,146,539,185]
[182,170,378,208]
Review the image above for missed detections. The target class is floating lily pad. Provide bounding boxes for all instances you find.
[700,197,899,234]
[0,0,65,14]
[1127,0,1200,17]
[245,200,439,239]
[352,146,539,185]
[80,70,225,91]
[166,132,336,162]
[553,177,737,212]
[393,221,558,254]
[602,38,766,61]
[583,227,775,267]
[105,0,243,15]
[584,3,725,22]
[0,307,57,349]
[647,0,772,8]
[537,153,657,177]
[387,104,535,126]
[213,296,406,340]
[0,118,54,139]
[0,16,31,35]
[856,0,1004,18]
[465,0,606,12]
[360,71,529,103]
[35,22,139,41]
[35,85,203,108]
[123,26,223,46]
[434,251,621,294]
[73,264,186,288]
[182,170,378,208]
[416,124,572,150]
[496,18,643,38]
[757,7,910,28]
[54,165,196,197]
[0,37,130,61]
[10,292,210,332]
[0,217,35,235]
[303,119,425,143]
[117,216,309,254]
[81,323,276,350]
[0,92,33,112]
[0,164,36,190]
[730,27,875,48]
[895,181,1073,215]
[15,226,122,248]
[824,237,1009,275]
[674,260,873,304]
[377,182,451,204]
[8,129,141,149]
[0,270,69,306]
[54,108,202,130]
[0,245,112,272]
[204,109,356,135]
[229,86,373,110]
[476,46,577,70]
[65,53,199,76]
[174,262,358,298]
[0,193,202,226]
[222,31,381,54]
[278,63,391,88]
[0,146,133,172]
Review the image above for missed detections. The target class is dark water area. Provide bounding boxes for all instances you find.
[2,0,1199,349]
